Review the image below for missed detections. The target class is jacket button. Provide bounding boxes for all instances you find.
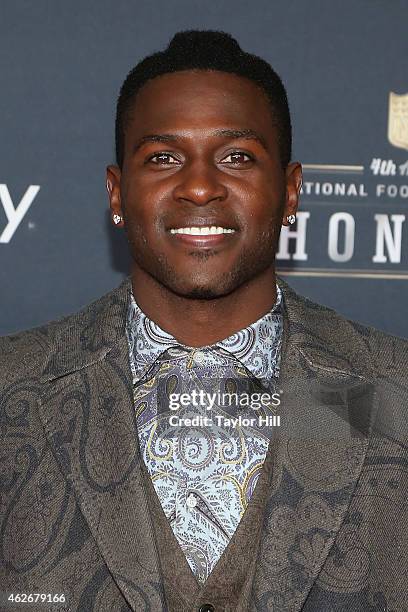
[199,605,215,612]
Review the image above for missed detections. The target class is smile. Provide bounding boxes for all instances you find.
[169,226,236,235]
[167,226,238,247]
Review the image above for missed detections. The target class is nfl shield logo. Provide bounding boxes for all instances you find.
[388,91,408,150]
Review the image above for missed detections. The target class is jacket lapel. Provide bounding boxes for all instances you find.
[252,278,378,611]
[37,277,166,611]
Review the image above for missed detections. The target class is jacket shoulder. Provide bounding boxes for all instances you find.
[0,279,126,384]
[349,318,408,379]
[0,316,71,386]
[303,289,408,379]
[278,277,408,380]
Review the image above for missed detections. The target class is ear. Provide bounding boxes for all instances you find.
[282,162,302,226]
[106,165,124,228]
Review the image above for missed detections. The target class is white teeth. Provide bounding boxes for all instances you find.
[170,226,236,235]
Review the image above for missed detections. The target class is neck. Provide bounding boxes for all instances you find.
[130,265,278,348]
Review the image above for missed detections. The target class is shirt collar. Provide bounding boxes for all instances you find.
[126,285,283,382]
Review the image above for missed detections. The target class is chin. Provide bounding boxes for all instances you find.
[167,280,232,300]
[183,286,225,300]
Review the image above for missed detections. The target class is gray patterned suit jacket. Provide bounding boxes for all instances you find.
[1,276,408,611]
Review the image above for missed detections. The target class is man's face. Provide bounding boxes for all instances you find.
[107,70,301,299]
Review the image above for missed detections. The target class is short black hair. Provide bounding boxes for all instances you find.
[115,30,292,169]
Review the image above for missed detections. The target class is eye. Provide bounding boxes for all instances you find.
[220,151,254,165]
[147,152,181,165]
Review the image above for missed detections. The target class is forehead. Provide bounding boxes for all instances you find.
[126,70,276,136]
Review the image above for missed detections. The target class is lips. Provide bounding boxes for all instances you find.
[166,219,239,232]
[167,228,238,248]
[165,218,240,248]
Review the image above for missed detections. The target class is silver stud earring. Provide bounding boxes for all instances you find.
[286,214,296,225]
[112,214,122,225]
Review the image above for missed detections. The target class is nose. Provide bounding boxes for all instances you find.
[172,160,228,206]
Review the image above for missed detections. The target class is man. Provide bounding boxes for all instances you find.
[1,30,408,612]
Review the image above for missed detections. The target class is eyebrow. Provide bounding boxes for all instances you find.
[133,128,269,153]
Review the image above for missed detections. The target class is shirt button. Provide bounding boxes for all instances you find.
[186,493,198,508]
[198,605,215,612]
[194,350,206,364]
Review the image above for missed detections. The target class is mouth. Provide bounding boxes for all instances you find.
[166,225,239,248]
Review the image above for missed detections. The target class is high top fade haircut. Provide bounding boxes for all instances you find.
[115,30,292,169]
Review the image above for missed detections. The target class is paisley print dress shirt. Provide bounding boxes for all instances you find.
[126,286,283,582]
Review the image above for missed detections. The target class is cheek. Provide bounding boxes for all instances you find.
[122,177,170,225]
[233,172,285,213]
[238,192,284,230]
